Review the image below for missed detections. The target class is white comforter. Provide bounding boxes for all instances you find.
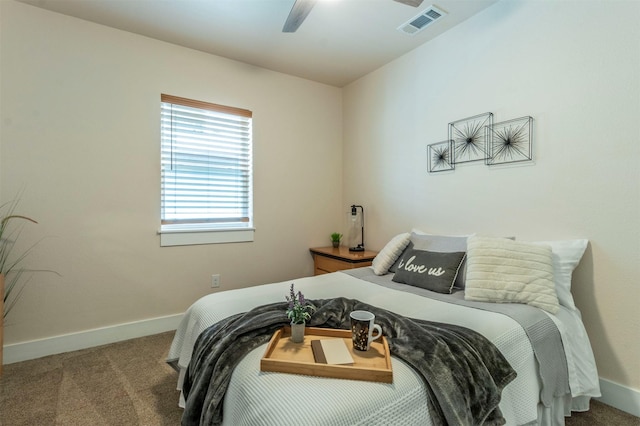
[168,269,600,426]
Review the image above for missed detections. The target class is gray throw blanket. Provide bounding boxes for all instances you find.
[181,297,517,426]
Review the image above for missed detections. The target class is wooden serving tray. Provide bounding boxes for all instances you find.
[260,327,393,383]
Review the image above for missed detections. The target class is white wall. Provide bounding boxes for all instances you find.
[0,1,343,344]
[343,0,639,403]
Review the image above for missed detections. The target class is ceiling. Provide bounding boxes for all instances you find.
[16,0,498,87]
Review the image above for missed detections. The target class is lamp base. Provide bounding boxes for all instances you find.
[349,245,365,252]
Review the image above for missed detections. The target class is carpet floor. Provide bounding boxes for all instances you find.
[1,331,638,425]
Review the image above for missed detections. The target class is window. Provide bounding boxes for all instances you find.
[159,94,253,246]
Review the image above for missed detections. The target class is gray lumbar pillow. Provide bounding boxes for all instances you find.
[390,231,472,289]
[392,248,466,294]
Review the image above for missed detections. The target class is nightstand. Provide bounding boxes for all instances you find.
[309,246,378,275]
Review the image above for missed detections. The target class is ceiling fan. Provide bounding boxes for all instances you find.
[282,0,425,33]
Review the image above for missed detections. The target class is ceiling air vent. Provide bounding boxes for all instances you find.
[397,5,446,36]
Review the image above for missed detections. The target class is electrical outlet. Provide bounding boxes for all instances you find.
[211,274,220,288]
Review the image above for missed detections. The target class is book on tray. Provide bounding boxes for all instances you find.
[311,338,354,365]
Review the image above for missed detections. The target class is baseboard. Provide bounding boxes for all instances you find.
[4,317,640,420]
[3,313,183,364]
[597,377,640,417]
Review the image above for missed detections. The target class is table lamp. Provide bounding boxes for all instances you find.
[349,205,365,252]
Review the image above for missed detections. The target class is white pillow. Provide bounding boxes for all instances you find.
[465,236,560,314]
[531,239,588,311]
[372,233,411,275]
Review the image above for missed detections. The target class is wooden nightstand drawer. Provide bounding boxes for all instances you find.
[309,246,378,276]
[315,255,351,274]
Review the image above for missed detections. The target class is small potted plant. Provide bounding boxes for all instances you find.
[285,283,315,343]
[330,232,342,248]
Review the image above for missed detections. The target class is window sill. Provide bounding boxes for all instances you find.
[159,227,254,247]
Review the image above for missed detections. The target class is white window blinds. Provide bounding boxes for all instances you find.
[160,94,253,231]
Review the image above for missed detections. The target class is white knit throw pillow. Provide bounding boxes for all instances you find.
[465,235,559,314]
[372,233,411,276]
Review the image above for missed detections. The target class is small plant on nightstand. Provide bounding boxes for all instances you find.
[330,232,342,248]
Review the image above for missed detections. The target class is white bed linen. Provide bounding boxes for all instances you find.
[168,269,600,426]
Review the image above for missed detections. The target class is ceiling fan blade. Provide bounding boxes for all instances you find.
[282,0,318,33]
[393,0,424,7]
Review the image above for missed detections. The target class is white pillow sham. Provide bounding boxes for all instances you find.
[531,239,588,311]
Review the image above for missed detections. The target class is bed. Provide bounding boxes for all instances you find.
[167,232,601,426]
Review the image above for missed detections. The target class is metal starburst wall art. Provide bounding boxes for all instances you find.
[427,140,454,173]
[448,112,493,164]
[486,116,533,165]
[428,113,534,173]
